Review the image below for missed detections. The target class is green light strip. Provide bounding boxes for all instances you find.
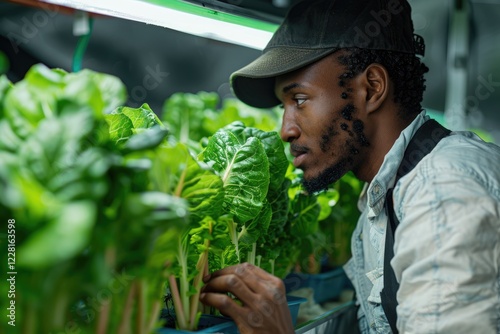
[142,0,279,33]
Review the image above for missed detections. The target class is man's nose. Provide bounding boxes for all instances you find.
[280,109,300,143]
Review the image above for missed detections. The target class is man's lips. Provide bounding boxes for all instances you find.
[290,144,309,167]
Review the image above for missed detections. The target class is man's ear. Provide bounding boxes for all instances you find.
[362,63,390,114]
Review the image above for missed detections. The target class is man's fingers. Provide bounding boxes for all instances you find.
[201,273,255,305]
[205,263,287,299]
[200,263,294,333]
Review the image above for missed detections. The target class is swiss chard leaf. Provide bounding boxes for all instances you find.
[243,128,287,192]
[202,128,269,224]
[162,92,219,144]
[150,143,224,224]
[202,215,235,271]
[238,199,272,246]
[106,103,165,147]
[18,111,96,187]
[180,159,224,224]
[222,121,288,192]
[2,64,127,141]
[85,69,128,113]
[60,70,104,118]
[124,126,169,152]
[106,113,134,143]
[117,104,162,130]
[290,192,320,237]
[3,79,51,139]
[267,178,291,234]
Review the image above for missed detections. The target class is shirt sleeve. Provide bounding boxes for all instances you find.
[391,166,500,334]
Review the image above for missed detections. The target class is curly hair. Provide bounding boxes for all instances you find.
[337,48,429,121]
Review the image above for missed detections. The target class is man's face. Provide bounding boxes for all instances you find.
[274,53,370,193]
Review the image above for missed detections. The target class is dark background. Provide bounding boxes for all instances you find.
[0,0,499,141]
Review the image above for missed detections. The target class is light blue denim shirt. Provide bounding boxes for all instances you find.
[344,111,500,334]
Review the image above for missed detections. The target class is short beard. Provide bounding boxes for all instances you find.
[302,159,349,194]
[302,100,368,194]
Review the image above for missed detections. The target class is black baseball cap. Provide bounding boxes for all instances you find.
[230,0,425,108]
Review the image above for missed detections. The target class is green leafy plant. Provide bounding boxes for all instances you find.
[0,64,189,334]
[155,120,292,330]
[158,91,363,329]
[293,172,363,274]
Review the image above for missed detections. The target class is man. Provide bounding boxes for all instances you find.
[199,0,500,333]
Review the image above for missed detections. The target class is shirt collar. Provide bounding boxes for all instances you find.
[358,111,430,218]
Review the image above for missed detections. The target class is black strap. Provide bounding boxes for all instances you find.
[381,119,451,333]
[381,187,399,333]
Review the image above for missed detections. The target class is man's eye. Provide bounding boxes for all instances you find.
[295,98,306,106]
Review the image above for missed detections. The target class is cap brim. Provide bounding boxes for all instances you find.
[230,47,339,109]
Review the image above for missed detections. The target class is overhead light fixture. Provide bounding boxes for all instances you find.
[38,0,277,50]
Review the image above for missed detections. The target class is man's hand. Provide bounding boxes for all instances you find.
[199,262,295,334]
